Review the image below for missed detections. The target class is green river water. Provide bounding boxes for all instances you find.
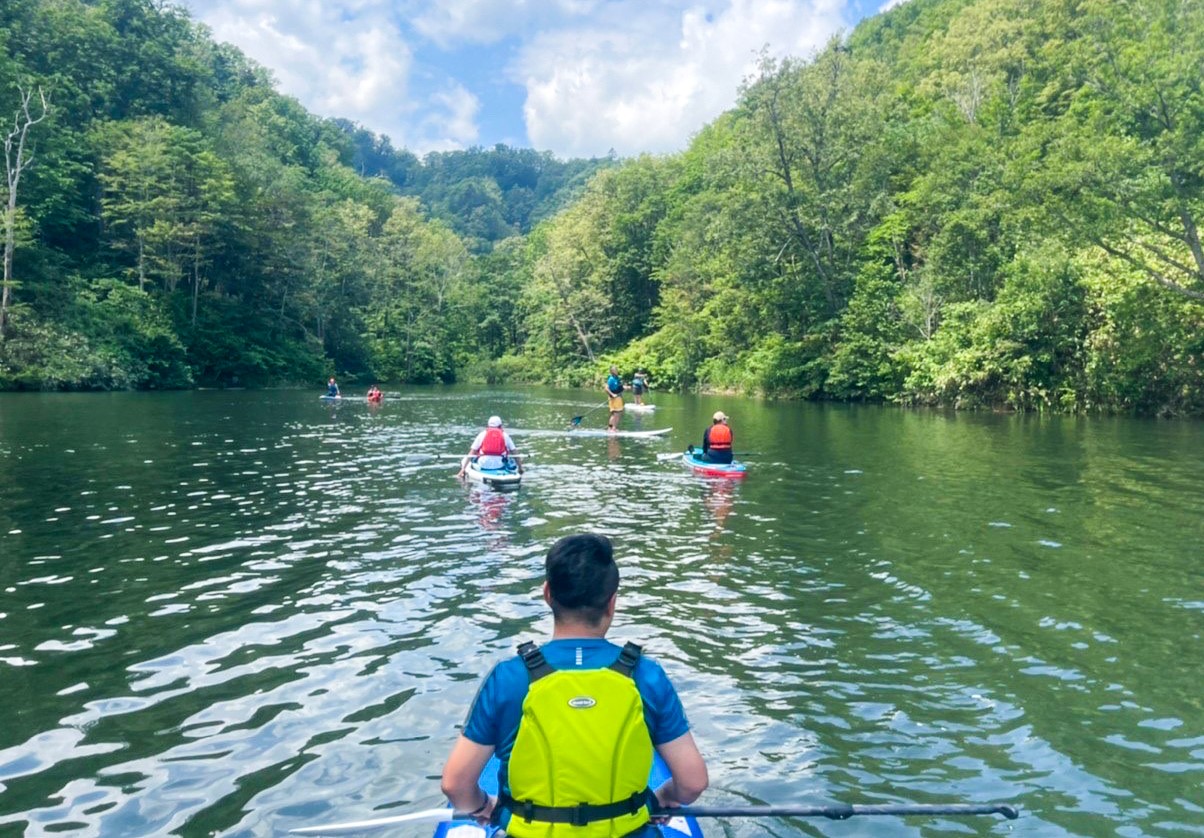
[0,387,1200,837]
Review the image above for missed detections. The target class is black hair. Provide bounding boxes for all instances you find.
[545,533,619,625]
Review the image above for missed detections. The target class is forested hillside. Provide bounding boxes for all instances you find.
[1,0,1201,414]
[0,0,604,389]
[521,0,1203,414]
[335,127,616,252]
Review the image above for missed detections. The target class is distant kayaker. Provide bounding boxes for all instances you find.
[326,377,340,397]
[701,411,733,464]
[440,533,709,831]
[632,368,649,405]
[605,365,624,431]
[458,415,524,478]
[366,385,382,403]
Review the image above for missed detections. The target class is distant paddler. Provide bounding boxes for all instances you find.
[366,385,382,403]
[632,368,650,405]
[326,377,340,398]
[457,415,524,478]
[605,364,625,432]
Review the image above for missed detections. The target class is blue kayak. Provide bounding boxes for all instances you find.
[433,753,703,838]
[682,450,747,478]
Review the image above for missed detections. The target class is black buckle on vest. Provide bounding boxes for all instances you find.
[516,641,554,681]
[627,790,646,814]
[520,799,536,823]
[572,803,589,826]
[609,641,642,677]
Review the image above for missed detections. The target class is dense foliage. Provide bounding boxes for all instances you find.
[1,0,1201,415]
[0,0,604,389]
[336,127,616,252]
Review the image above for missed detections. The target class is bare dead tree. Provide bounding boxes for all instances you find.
[2,86,49,340]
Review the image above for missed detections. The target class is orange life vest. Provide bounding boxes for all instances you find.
[708,423,732,450]
[479,427,508,456]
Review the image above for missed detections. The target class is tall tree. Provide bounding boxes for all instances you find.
[1,84,47,340]
[1035,0,1204,302]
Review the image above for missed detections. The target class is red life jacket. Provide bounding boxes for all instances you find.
[479,427,508,456]
[708,423,733,450]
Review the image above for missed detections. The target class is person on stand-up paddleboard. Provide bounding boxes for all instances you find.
[605,365,625,432]
[631,369,649,406]
[326,377,340,397]
[698,411,733,464]
[441,533,709,833]
[457,415,524,478]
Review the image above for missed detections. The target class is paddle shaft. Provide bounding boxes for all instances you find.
[439,453,532,459]
[570,402,609,424]
[291,802,1018,834]
[655,803,1019,820]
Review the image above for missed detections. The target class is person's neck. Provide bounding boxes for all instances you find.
[551,621,607,641]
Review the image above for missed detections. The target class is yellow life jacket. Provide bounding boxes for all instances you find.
[500,642,654,837]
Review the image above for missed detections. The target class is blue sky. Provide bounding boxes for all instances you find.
[179,0,904,159]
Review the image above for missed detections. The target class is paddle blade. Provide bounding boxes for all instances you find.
[290,807,455,835]
[570,416,583,426]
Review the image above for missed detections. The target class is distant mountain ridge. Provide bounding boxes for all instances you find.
[331,121,617,252]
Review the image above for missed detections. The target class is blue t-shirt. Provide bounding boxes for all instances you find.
[607,374,624,395]
[463,639,689,835]
[464,638,689,753]
[459,640,688,833]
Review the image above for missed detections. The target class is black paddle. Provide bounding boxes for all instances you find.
[570,402,608,426]
[291,801,1018,833]
[654,802,1019,820]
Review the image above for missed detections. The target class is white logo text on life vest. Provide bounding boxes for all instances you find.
[567,696,597,709]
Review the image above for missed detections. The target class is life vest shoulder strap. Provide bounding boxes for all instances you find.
[517,641,641,680]
[517,641,555,682]
[608,641,642,678]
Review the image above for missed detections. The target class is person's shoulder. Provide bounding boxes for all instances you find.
[621,644,671,681]
[480,650,529,693]
[632,647,669,673]
[629,647,680,699]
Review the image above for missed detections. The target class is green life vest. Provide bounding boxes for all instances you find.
[500,641,654,837]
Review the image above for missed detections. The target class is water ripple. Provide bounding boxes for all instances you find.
[0,391,1200,836]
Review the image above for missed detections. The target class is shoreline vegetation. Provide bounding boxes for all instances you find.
[0,0,1200,415]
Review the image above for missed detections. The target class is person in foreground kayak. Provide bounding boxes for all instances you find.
[441,533,709,834]
[457,415,524,478]
[699,412,733,464]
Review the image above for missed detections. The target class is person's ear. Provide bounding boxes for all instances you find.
[543,581,552,606]
[606,592,617,618]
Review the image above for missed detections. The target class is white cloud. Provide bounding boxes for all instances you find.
[879,0,910,11]
[516,0,848,158]
[181,0,857,159]
[417,84,483,152]
[410,0,600,47]
[182,0,474,154]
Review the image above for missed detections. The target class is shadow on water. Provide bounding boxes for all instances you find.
[0,388,1201,836]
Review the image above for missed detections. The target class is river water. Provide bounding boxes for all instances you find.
[0,387,1200,837]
